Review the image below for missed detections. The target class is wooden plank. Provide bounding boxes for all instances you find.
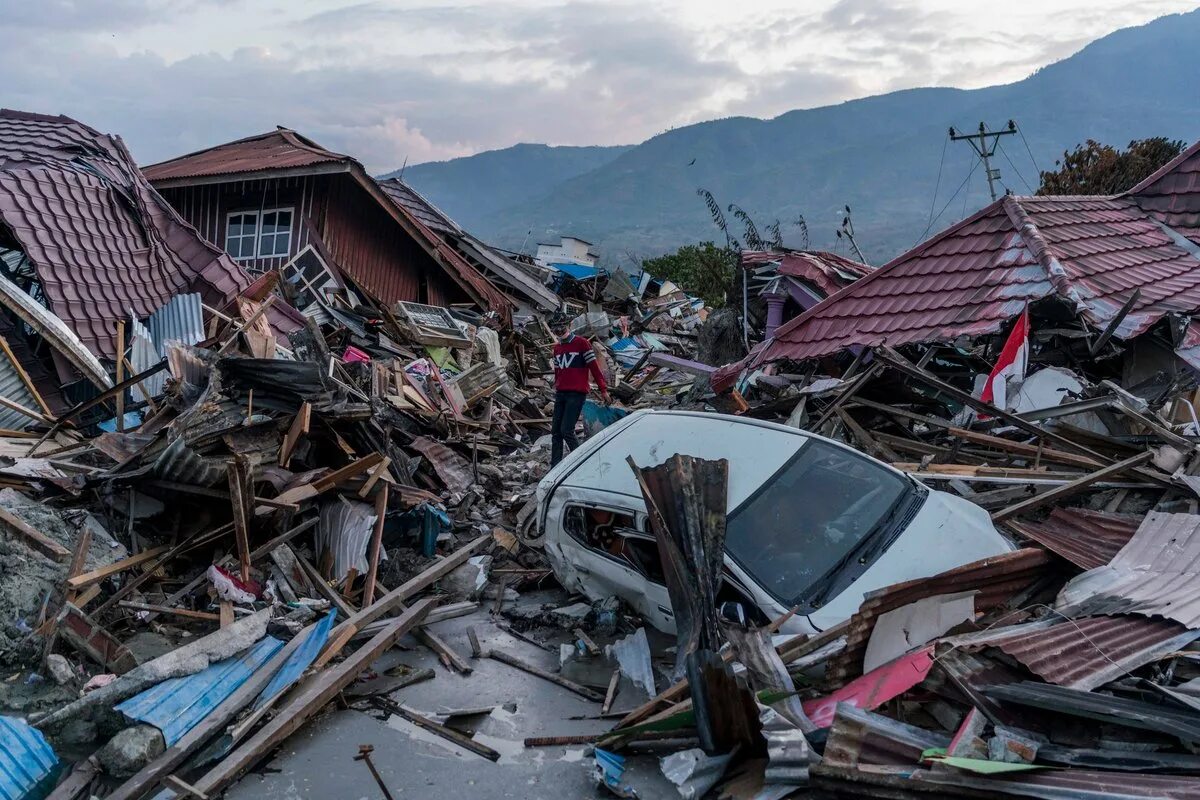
[945,426,1104,469]
[486,648,604,701]
[311,452,385,494]
[0,335,51,416]
[295,550,355,619]
[361,484,388,607]
[602,669,621,715]
[115,320,125,432]
[106,618,318,800]
[219,601,234,628]
[62,526,92,604]
[189,600,435,798]
[357,456,392,498]
[65,546,169,590]
[248,517,319,563]
[118,601,221,622]
[370,696,498,761]
[0,505,70,561]
[278,401,311,468]
[813,361,880,429]
[316,534,489,666]
[836,407,899,461]
[413,626,472,674]
[227,456,253,583]
[44,758,98,800]
[991,451,1154,522]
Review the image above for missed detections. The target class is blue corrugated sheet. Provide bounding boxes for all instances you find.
[0,715,58,800]
[254,610,337,709]
[549,262,601,280]
[116,636,283,746]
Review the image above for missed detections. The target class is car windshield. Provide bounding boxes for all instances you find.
[725,438,910,604]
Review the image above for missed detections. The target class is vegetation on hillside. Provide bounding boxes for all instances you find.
[642,242,737,308]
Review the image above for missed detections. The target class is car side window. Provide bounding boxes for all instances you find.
[563,504,662,580]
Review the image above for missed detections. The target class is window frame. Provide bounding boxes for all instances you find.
[224,207,294,262]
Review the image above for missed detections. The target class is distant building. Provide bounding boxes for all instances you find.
[536,236,599,269]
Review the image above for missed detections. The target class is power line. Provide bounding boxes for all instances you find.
[915,156,980,245]
[997,141,1034,194]
[927,136,949,232]
[1017,124,1041,180]
[949,120,1019,201]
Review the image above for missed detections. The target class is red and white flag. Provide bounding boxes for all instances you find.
[980,309,1030,411]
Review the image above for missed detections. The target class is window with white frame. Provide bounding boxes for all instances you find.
[225,208,293,261]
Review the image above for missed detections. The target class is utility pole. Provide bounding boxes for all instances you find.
[836,205,867,264]
[949,120,1019,201]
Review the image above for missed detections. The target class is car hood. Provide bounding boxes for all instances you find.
[805,488,1015,630]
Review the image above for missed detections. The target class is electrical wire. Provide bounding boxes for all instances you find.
[926,136,949,232]
[1017,124,1041,182]
[997,141,1034,194]
[915,156,980,245]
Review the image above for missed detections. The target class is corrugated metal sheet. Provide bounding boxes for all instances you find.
[151,435,226,487]
[0,109,249,361]
[749,189,1200,367]
[142,129,346,182]
[827,548,1054,687]
[1130,139,1200,246]
[0,715,57,800]
[314,496,378,580]
[0,342,41,429]
[116,635,283,746]
[803,648,934,730]
[254,610,337,710]
[410,436,474,496]
[128,316,162,402]
[940,614,1199,691]
[822,702,949,769]
[1009,507,1141,570]
[741,250,873,297]
[147,292,205,350]
[916,765,1200,799]
[1057,511,1200,626]
[984,681,1200,744]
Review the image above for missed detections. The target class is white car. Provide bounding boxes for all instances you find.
[536,410,1013,636]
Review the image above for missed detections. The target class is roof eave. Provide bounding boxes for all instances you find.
[147,161,352,188]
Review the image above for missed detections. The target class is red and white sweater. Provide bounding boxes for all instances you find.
[552,333,607,394]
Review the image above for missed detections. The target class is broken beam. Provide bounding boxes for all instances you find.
[991,450,1154,522]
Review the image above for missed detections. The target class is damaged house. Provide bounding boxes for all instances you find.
[142,129,530,321]
[715,137,1200,405]
[740,249,873,338]
[0,109,253,421]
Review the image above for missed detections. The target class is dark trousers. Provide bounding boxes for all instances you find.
[551,390,586,466]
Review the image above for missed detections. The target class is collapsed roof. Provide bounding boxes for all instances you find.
[0,109,250,371]
[143,129,515,320]
[742,139,1200,372]
[741,249,874,299]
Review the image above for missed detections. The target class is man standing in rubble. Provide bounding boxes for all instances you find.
[550,312,609,466]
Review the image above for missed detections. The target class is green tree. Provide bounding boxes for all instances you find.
[642,242,737,308]
[1037,137,1185,196]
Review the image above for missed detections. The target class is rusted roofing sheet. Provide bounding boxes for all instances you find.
[940,614,1198,690]
[1008,507,1141,570]
[1129,139,1200,246]
[0,109,249,362]
[741,250,873,297]
[822,702,949,770]
[750,187,1200,367]
[917,765,1200,799]
[1057,511,1200,627]
[827,548,1053,687]
[142,129,347,183]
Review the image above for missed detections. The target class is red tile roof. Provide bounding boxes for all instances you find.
[0,109,250,362]
[1128,139,1200,246]
[742,249,873,297]
[748,190,1200,368]
[142,129,348,183]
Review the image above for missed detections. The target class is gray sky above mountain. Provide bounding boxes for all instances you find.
[2,0,1196,171]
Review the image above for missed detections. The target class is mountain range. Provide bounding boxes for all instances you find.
[390,9,1200,267]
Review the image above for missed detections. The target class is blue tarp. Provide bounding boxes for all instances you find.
[254,610,338,710]
[582,400,630,437]
[116,636,284,746]
[0,716,57,800]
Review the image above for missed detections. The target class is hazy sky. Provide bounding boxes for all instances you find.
[1,0,1196,170]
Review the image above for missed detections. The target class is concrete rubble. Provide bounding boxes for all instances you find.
[1,106,1200,800]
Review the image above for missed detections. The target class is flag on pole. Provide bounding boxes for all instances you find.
[980,309,1030,411]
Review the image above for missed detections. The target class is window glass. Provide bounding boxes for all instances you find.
[725,439,909,604]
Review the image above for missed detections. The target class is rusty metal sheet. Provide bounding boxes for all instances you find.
[803,647,934,730]
[1057,511,1200,627]
[822,702,949,770]
[143,129,347,182]
[827,548,1053,687]
[916,765,1200,799]
[940,614,1200,690]
[410,436,474,496]
[1009,507,1141,570]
